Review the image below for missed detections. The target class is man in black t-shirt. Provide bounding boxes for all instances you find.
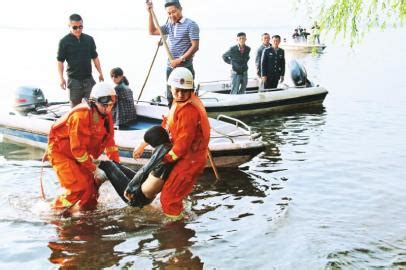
[57,14,105,107]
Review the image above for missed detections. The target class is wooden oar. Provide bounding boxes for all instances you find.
[148,1,221,181]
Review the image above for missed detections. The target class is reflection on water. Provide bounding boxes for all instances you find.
[0,105,328,269]
[2,26,406,267]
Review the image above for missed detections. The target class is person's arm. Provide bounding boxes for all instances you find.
[261,49,268,80]
[255,47,262,71]
[163,106,199,162]
[104,113,120,163]
[57,39,66,90]
[68,111,97,173]
[57,61,66,90]
[133,141,149,159]
[222,47,232,64]
[146,1,161,35]
[92,57,104,82]
[171,39,200,68]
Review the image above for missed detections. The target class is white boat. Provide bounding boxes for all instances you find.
[142,77,328,118]
[280,41,327,53]
[0,102,266,168]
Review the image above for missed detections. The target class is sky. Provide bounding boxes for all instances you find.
[0,0,309,30]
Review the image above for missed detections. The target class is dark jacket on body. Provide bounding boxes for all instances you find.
[222,45,251,74]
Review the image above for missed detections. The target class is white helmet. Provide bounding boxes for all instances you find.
[167,67,194,90]
[90,82,116,104]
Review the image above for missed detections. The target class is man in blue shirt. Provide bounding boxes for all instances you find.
[146,0,199,108]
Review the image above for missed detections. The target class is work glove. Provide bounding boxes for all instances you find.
[94,167,109,186]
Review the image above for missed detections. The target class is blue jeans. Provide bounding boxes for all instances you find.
[231,71,248,94]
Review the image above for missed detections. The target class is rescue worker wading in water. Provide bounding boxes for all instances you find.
[46,82,120,211]
[131,67,210,221]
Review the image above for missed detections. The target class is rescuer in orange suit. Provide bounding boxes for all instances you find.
[131,67,210,221]
[47,82,120,211]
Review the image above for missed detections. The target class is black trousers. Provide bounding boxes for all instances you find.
[264,74,280,89]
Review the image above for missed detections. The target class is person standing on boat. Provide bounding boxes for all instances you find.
[292,28,300,42]
[261,35,285,89]
[255,33,271,78]
[255,33,271,90]
[57,14,105,108]
[311,21,321,44]
[110,67,137,129]
[222,32,251,94]
[132,67,210,222]
[46,82,120,211]
[146,0,200,108]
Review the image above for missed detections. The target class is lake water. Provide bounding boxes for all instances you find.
[1,1,406,269]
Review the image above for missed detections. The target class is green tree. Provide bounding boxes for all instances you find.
[296,0,406,45]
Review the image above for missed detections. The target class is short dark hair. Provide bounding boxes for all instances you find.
[262,33,270,37]
[69,14,82,22]
[272,35,281,40]
[237,32,246,37]
[144,126,170,147]
[165,0,182,9]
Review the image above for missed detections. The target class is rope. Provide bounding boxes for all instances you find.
[39,153,47,200]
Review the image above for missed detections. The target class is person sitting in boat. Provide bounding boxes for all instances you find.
[302,28,310,41]
[98,125,174,208]
[46,82,120,212]
[110,67,137,129]
[292,29,300,42]
[261,35,285,89]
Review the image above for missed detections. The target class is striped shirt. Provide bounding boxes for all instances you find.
[161,17,199,66]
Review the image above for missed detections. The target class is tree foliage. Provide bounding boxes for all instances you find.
[318,0,406,45]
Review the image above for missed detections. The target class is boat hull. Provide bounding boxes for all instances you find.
[0,108,266,168]
[280,42,327,53]
[143,83,328,118]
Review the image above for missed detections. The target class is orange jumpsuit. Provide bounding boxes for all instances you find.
[161,93,210,220]
[47,103,120,210]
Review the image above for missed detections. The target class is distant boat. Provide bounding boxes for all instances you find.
[141,79,328,118]
[280,40,327,53]
[140,60,328,118]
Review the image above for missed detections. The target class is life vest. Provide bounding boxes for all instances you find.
[48,102,119,167]
[165,93,210,161]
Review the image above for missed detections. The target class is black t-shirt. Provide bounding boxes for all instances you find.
[57,33,98,80]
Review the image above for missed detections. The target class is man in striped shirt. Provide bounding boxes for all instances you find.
[146,0,199,108]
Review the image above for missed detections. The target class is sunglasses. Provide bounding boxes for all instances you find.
[71,25,83,30]
[97,95,116,105]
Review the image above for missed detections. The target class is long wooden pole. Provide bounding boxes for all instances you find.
[148,2,220,181]
[136,38,161,103]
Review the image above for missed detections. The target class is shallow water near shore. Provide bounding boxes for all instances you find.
[1,1,406,268]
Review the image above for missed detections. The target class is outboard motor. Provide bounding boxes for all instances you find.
[290,59,313,87]
[14,86,47,115]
